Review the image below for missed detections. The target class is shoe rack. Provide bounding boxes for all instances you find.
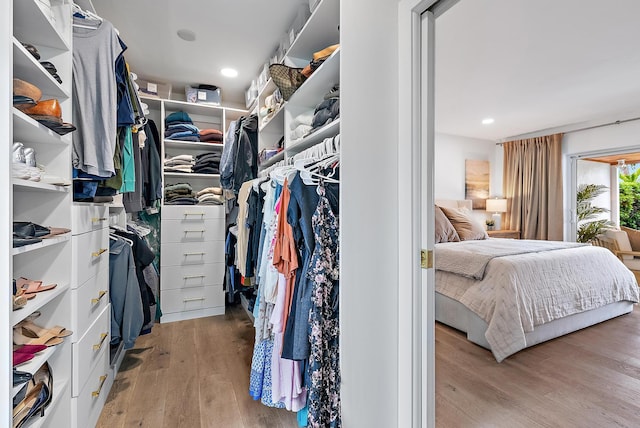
[9,1,74,427]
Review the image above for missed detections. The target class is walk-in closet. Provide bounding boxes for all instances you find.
[2,0,406,427]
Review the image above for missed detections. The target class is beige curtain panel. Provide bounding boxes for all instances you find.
[503,133,563,240]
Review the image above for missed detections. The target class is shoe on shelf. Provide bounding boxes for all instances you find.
[31,362,53,409]
[13,327,63,347]
[40,227,71,239]
[20,43,40,60]
[12,380,50,428]
[13,223,50,239]
[12,351,34,367]
[13,79,42,108]
[13,344,47,355]
[13,369,32,387]
[13,295,27,311]
[16,277,57,298]
[23,148,36,167]
[13,143,25,164]
[19,320,71,339]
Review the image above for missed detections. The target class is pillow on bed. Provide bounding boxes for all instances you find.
[435,205,460,243]
[439,206,488,241]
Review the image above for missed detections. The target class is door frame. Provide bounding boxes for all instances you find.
[568,145,640,240]
[397,1,450,427]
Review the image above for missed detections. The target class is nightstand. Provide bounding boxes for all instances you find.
[487,229,520,239]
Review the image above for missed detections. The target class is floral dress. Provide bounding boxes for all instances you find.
[307,184,341,428]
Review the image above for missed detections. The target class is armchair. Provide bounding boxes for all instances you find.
[593,227,640,283]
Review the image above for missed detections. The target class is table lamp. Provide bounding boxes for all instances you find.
[486,198,507,231]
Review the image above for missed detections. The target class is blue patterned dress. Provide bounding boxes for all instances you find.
[307,184,341,428]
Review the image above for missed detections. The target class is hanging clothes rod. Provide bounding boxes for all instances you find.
[496,116,640,145]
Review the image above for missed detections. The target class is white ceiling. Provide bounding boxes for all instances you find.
[92,0,305,107]
[435,0,640,141]
[91,0,640,141]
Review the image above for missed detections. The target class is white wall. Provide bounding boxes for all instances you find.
[341,1,399,427]
[434,133,501,199]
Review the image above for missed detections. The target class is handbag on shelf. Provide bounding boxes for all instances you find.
[269,64,306,101]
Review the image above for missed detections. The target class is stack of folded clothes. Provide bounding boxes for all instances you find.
[164,154,194,173]
[193,152,221,174]
[289,110,314,144]
[164,183,198,205]
[199,128,223,144]
[165,111,200,142]
[196,186,225,205]
[309,84,340,134]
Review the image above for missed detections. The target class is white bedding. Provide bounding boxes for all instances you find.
[435,240,639,362]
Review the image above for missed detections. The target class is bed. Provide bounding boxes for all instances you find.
[434,199,640,362]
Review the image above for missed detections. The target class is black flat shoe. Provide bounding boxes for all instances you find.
[13,222,51,238]
[13,369,32,387]
[21,43,40,60]
[12,234,42,248]
[36,119,76,135]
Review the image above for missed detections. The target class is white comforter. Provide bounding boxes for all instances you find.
[435,240,639,362]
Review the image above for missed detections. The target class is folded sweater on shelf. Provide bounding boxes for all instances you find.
[196,186,223,197]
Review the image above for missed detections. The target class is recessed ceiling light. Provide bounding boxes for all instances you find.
[176,29,196,42]
[221,68,238,78]
[482,118,495,125]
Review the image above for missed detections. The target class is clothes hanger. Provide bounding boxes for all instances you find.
[110,232,133,247]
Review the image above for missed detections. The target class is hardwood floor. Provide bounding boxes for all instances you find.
[97,304,298,428]
[99,301,640,427]
[436,309,640,427]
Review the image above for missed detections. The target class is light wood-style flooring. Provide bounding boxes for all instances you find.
[98,302,640,427]
[97,304,298,428]
[436,309,640,427]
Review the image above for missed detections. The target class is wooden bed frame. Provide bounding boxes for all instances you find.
[434,199,635,356]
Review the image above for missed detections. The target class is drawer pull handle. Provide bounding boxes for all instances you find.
[183,252,205,257]
[183,212,205,217]
[91,217,108,223]
[183,297,206,303]
[91,290,108,305]
[91,375,108,398]
[91,248,108,257]
[183,275,206,280]
[93,332,109,351]
[184,229,205,234]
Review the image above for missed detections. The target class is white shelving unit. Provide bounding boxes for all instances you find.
[149,98,247,323]
[9,1,74,427]
[257,0,341,170]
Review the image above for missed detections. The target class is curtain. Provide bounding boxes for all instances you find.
[503,133,563,240]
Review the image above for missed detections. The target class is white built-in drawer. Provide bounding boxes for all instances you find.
[160,241,225,267]
[71,345,110,428]
[72,304,110,396]
[161,205,224,221]
[160,263,225,290]
[72,228,109,288]
[72,204,108,235]
[71,266,109,340]
[160,218,225,243]
[161,286,225,314]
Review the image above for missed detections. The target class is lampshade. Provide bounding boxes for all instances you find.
[486,198,507,213]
